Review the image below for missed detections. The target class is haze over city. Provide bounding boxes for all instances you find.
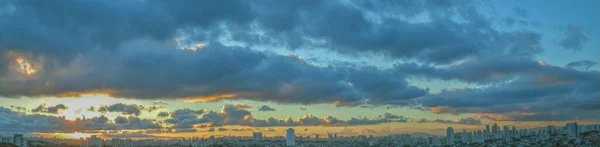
[0,0,599,146]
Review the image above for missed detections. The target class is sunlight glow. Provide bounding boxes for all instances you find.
[6,51,39,76]
[183,43,205,51]
[56,95,119,120]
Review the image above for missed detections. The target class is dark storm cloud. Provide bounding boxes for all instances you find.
[414,59,600,120]
[0,0,252,62]
[0,107,160,132]
[0,41,426,106]
[1,0,541,68]
[395,56,543,84]
[31,104,68,114]
[0,0,539,104]
[258,105,276,111]
[417,63,598,109]
[556,24,588,51]
[0,0,597,122]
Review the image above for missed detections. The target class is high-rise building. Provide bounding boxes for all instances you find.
[208,135,215,145]
[492,123,498,134]
[511,126,518,139]
[13,134,25,147]
[286,128,296,146]
[87,135,102,147]
[503,126,510,140]
[252,132,263,142]
[566,122,579,138]
[110,138,133,147]
[485,124,490,133]
[446,127,454,145]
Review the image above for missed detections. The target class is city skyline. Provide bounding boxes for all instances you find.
[0,0,599,142]
[2,122,599,146]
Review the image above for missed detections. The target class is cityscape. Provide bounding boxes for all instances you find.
[1,0,599,147]
[1,122,599,146]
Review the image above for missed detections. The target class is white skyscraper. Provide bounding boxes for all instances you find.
[446,127,454,145]
[286,128,296,146]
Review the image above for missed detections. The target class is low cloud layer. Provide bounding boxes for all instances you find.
[31,104,68,114]
[164,104,410,128]
[0,107,160,132]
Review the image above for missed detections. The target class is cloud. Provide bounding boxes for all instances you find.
[416,64,599,121]
[0,0,544,107]
[153,101,168,106]
[0,107,160,132]
[157,112,169,117]
[513,7,529,18]
[474,112,578,121]
[164,104,409,128]
[31,104,68,114]
[146,106,164,112]
[0,41,426,106]
[410,117,483,125]
[383,113,405,119]
[9,105,27,112]
[87,106,95,112]
[217,128,229,132]
[0,0,597,122]
[110,116,161,130]
[98,103,144,116]
[566,60,597,70]
[556,24,588,51]
[388,52,600,121]
[258,105,276,111]
[234,104,253,109]
[164,108,206,128]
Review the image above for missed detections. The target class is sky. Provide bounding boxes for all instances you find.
[0,0,598,139]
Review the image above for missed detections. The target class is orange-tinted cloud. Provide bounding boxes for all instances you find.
[473,113,514,121]
[57,89,116,98]
[183,93,239,103]
[428,106,458,115]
